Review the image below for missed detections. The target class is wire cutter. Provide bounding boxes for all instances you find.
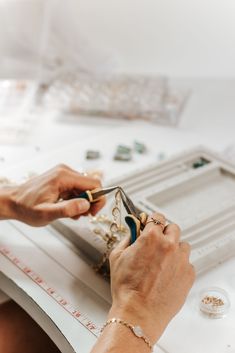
[76,186,148,244]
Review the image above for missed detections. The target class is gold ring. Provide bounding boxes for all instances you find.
[146,217,165,230]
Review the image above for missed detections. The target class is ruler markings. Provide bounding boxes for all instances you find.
[0,245,101,337]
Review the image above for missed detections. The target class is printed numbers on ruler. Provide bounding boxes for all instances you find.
[0,245,101,337]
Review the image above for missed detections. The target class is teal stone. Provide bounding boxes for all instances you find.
[134,141,147,154]
[114,152,132,161]
[86,150,101,160]
[192,158,209,169]
[117,145,132,154]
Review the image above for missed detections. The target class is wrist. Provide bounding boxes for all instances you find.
[0,186,18,221]
[101,318,152,353]
[108,299,165,344]
[92,317,151,353]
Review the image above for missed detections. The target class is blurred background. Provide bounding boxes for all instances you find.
[0,0,235,78]
[0,0,235,170]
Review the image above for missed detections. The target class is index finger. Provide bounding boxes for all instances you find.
[63,173,103,192]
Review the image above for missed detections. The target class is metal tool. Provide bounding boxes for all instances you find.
[77,186,148,244]
[118,188,148,243]
[76,186,119,203]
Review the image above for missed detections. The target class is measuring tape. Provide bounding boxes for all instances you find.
[0,245,101,337]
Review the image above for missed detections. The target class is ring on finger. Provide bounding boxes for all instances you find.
[146,217,165,230]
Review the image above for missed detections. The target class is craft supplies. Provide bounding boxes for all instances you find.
[192,158,209,169]
[113,141,147,161]
[199,287,230,319]
[134,141,147,154]
[86,150,101,160]
[90,190,128,277]
[53,147,235,277]
[116,145,132,154]
[43,73,187,126]
[113,144,132,162]
[114,152,132,162]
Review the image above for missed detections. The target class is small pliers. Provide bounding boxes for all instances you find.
[77,186,118,203]
[117,189,148,243]
[76,186,148,244]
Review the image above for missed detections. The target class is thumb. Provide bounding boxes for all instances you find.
[42,198,91,221]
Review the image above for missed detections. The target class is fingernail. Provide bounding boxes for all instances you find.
[78,199,90,212]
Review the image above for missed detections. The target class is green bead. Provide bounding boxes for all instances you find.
[86,150,101,160]
[134,141,147,154]
[117,145,132,154]
[114,152,132,161]
[192,158,209,169]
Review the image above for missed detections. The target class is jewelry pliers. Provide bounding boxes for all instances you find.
[75,186,148,244]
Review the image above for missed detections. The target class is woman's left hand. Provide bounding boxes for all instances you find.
[6,164,105,226]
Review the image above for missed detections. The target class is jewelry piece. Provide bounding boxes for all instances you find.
[92,189,129,277]
[101,318,153,351]
[95,190,122,273]
[110,189,122,234]
[146,217,165,230]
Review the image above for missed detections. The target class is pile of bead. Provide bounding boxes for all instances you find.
[199,287,230,319]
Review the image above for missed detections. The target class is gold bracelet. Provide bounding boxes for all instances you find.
[101,318,153,351]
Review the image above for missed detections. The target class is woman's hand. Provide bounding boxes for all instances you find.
[2,164,105,226]
[107,213,195,344]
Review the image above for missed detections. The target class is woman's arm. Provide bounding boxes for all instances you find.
[0,164,106,353]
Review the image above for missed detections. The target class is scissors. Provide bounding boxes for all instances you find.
[75,186,148,244]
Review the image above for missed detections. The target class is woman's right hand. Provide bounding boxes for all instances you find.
[108,213,195,344]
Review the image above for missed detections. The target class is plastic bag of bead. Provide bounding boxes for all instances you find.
[43,72,188,126]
